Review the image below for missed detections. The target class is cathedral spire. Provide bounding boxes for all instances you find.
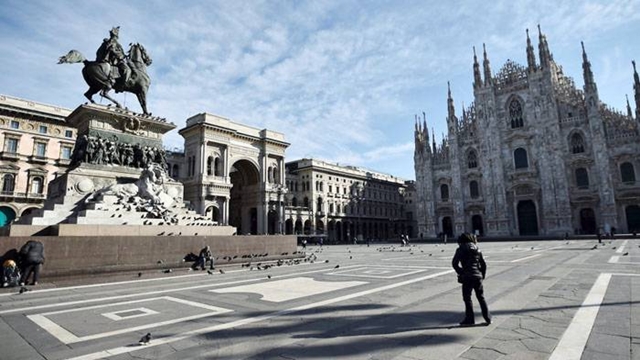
[483,43,492,86]
[473,46,482,89]
[526,28,537,72]
[432,127,436,153]
[581,41,597,93]
[538,24,552,69]
[423,112,429,142]
[626,94,633,118]
[414,114,419,132]
[447,81,456,119]
[633,60,640,120]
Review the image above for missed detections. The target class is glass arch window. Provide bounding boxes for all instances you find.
[468,150,478,169]
[440,184,449,201]
[514,148,529,169]
[509,98,524,128]
[571,133,585,154]
[621,162,636,183]
[575,168,589,188]
[470,180,479,198]
[31,176,43,194]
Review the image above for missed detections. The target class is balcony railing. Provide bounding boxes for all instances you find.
[0,151,20,160]
[0,191,46,199]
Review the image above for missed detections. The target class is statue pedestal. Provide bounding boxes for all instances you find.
[16,105,210,232]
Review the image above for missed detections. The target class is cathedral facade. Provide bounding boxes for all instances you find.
[414,27,640,238]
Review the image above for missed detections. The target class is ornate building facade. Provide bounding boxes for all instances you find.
[0,95,74,226]
[174,112,289,236]
[414,27,640,238]
[285,158,411,242]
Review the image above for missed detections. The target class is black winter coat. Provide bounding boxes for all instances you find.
[19,241,45,264]
[452,242,486,281]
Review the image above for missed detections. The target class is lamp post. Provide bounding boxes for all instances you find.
[272,183,287,234]
[351,182,365,242]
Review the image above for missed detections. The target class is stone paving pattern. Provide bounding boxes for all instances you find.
[0,238,638,360]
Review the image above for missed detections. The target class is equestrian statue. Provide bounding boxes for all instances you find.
[58,26,153,115]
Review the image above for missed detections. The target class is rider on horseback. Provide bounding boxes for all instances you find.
[96,26,131,91]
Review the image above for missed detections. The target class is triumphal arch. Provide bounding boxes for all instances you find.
[178,113,289,235]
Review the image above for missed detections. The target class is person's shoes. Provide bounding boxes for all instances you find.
[201,268,206,271]
[2,282,7,288]
[459,320,475,326]
[31,282,37,286]
[19,282,25,286]
[484,318,492,325]
[188,268,193,272]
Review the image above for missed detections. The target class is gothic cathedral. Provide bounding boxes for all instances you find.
[414,26,640,238]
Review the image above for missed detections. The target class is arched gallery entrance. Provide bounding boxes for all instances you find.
[205,206,220,223]
[579,208,596,234]
[229,159,261,235]
[517,200,539,236]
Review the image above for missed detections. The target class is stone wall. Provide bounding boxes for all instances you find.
[0,235,297,278]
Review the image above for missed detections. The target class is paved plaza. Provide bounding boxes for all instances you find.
[0,238,639,360]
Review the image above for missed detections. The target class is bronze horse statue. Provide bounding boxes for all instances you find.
[58,43,152,115]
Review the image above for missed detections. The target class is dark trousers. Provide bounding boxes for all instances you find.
[461,277,491,323]
[192,257,214,270]
[21,262,41,285]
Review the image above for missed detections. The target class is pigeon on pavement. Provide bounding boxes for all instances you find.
[139,333,151,345]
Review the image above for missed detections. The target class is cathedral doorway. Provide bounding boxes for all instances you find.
[579,208,596,234]
[517,200,539,235]
[626,205,640,233]
[229,159,261,235]
[335,221,343,242]
[442,217,453,238]
[471,215,484,236]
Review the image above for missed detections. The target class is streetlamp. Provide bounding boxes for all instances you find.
[351,182,365,242]
[272,183,287,234]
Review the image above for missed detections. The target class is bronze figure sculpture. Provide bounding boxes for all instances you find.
[58,27,153,115]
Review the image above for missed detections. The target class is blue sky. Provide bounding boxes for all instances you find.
[1,0,639,180]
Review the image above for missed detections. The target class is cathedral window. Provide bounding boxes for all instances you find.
[575,168,589,189]
[621,162,636,183]
[509,98,524,128]
[440,184,449,201]
[571,133,585,154]
[468,150,478,169]
[303,197,309,208]
[514,148,529,169]
[317,197,323,211]
[292,197,298,207]
[469,181,480,198]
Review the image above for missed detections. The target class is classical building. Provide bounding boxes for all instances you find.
[174,112,289,235]
[0,95,74,226]
[414,27,640,238]
[284,158,411,243]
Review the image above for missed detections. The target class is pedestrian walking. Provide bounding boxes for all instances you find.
[452,233,491,326]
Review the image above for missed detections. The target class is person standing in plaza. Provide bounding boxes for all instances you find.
[19,240,45,286]
[452,233,491,326]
